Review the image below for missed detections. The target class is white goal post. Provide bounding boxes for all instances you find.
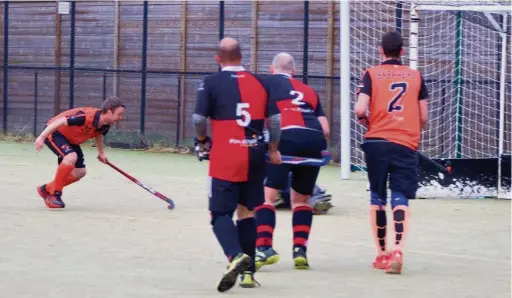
[339,0,512,199]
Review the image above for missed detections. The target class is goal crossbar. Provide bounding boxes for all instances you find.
[415,5,511,13]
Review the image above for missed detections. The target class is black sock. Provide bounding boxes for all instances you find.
[393,209,405,246]
[237,217,257,273]
[376,210,387,252]
[212,214,243,260]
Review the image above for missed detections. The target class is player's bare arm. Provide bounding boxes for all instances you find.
[354,93,371,127]
[95,134,108,164]
[317,116,330,140]
[192,77,213,161]
[34,117,69,152]
[267,113,282,164]
[418,74,430,130]
[354,69,372,127]
[192,113,208,141]
[419,100,429,130]
[314,94,330,140]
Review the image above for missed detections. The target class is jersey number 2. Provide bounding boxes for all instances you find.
[290,90,305,105]
[236,103,251,127]
[388,82,408,112]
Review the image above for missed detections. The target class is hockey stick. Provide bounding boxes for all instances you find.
[268,150,332,166]
[417,151,452,174]
[106,161,175,210]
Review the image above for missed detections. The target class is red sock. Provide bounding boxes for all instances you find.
[51,163,74,194]
[45,172,81,194]
[63,174,80,187]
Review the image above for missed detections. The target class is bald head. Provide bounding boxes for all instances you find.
[271,53,296,74]
[217,37,242,63]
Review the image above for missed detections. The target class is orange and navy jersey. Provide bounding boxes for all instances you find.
[47,107,110,145]
[357,59,429,150]
[194,66,279,182]
[263,74,324,132]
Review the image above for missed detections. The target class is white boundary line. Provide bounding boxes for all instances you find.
[318,238,507,264]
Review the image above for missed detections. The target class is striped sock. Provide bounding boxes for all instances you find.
[292,205,313,252]
[370,205,387,254]
[255,204,276,249]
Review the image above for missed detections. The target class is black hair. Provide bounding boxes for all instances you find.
[381,31,403,58]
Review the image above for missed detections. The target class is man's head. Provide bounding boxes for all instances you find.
[270,52,296,75]
[100,96,125,124]
[379,31,404,60]
[215,37,243,67]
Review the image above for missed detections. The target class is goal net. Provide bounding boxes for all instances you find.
[343,0,511,199]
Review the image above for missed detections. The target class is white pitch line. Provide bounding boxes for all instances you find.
[0,161,34,166]
[318,238,507,264]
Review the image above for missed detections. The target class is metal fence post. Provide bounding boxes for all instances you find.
[440,85,446,154]
[102,71,107,100]
[176,76,181,147]
[218,1,225,72]
[69,1,76,109]
[2,1,9,134]
[219,1,224,40]
[140,1,148,136]
[303,1,309,84]
[33,72,38,137]
[395,0,403,33]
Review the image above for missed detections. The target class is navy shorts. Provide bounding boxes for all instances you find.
[208,160,266,213]
[265,129,327,195]
[45,131,86,168]
[361,138,419,200]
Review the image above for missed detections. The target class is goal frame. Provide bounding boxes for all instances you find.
[339,0,511,198]
[410,3,510,197]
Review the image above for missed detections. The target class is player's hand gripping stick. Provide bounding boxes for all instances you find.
[106,161,175,210]
[268,150,332,167]
[194,136,212,161]
[417,151,452,174]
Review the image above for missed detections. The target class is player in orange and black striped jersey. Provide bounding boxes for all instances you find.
[254,53,330,271]
[33,96,126,209]
[192,38,282,292]
[354,31,429,274]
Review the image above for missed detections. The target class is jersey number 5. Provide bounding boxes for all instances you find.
[388,82,408,112]
[236,103,251,127]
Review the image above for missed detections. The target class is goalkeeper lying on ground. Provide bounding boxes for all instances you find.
[275,173,334,215]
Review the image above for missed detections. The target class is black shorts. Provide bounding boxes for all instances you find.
[361,139,419,200]
[265,129,327,195]
[209,175,265,213]
[45,131,86,168]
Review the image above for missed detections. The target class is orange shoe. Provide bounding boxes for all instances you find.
[372,254,390,270]
[386,250,403,274]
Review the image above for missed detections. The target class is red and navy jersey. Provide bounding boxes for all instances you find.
[263,74,325,132]
[194,66,279,182]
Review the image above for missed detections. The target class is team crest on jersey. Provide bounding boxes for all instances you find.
[82,126,93,134]
[229,137,259,147]
[283,107,314,113]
